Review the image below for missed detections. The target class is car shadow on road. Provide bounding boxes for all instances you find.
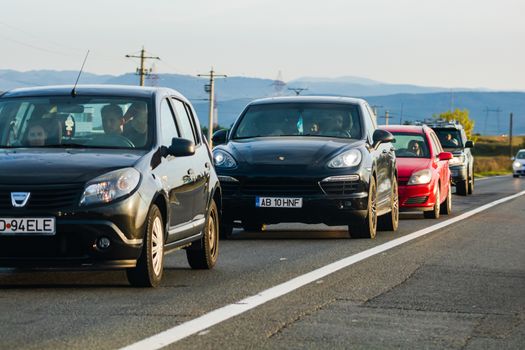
[0,269,132,288]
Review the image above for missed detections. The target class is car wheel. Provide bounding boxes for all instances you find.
[467,171,474,194]
[456,179,467,196]
[378,178,399,231]
[242,221,263,232]
[350,176,377,239]
[513,174,520,178]
[186,199,219,269]
[126,204,164,287]
[440,182,452,215]
[424,185,440,219]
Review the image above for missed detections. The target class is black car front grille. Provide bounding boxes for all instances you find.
[319,181,359,195]
[243,179,322,196]
[0,184,83,210]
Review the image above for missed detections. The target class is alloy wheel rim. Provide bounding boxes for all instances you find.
[151,216,164,276]
[371,183,377,235]
[207,209,218,258]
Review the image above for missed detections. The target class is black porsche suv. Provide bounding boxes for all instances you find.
[212,96,398,239]
[0,85,221,287]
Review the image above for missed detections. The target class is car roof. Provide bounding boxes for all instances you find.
[0,84,187,101]
[247,95,366,106]
[381,124,428,134]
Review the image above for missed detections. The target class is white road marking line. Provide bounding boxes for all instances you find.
[476,174,511,181]
[121,190,525,350]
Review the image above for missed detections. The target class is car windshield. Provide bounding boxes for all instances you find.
[231,103,362,140]
[391,133,430,158]
[0,96,153,149]
[517,151,525,160]
[434,128,463,149]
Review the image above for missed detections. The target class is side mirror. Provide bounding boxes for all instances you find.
[438,152,453,161]
[465,140,474,148]
[164,137,195,157]
[511,156,515,161]
[212,129,228,146]
[372,129,394,148]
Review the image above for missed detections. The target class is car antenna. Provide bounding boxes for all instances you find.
[71,50,90,97]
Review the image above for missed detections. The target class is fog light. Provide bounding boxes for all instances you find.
[344,201,353,208]
[96,237,111,250]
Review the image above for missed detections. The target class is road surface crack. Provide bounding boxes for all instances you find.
[266,298,336,339]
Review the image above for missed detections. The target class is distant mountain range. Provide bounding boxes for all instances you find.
[1,69,523,135]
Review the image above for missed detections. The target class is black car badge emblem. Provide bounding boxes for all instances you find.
[11,192,30,208]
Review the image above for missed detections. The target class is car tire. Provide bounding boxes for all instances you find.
[126,204,164,288]
[378,178,399,231]
[467,171,474,195]
[456,180,467,196]
[440,182,452,215]
[242,221,263,232]
[513,174,520,178]
[186,199,219,269]
[424,185,440,219]
[350,176,377,239]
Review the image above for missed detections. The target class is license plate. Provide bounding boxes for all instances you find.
[256,197,303,208]
[0,218,56,235]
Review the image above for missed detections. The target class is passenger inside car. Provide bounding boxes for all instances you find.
[25,120,48,146]
[102,104,124,136]
[123,102,148,147]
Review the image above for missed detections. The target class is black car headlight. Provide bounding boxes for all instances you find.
[80,168,141,206]
[327,149,362,168]
[213,149,237,168]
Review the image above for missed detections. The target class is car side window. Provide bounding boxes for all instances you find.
[361,105,375,143]
[430,131,443,154]
[159,99,180,146]
[184,103,201,145]
[171,98,197,144]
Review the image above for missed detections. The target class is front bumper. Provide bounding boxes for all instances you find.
[398,182,436,212]
[0,191,148,268]
[219,174,369,225]
[449,165,468,183]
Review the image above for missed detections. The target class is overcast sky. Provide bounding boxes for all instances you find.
[1,0,524,90]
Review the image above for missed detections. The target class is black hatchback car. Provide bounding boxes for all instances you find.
[212,96,398,239]
[0,85,221,287]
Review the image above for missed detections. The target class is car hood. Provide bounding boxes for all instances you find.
[222,137,362,167]
[396,157,433,179]
[0,148,146,185]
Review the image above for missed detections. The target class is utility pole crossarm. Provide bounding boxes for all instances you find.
[126,47,160,86]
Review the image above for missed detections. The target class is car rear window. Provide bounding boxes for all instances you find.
[0,96,153,149]
[231,103,362,140]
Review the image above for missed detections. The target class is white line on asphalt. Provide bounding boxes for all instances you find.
[121,190,525,350]
[476,174,511,181]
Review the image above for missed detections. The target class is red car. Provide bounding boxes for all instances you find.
[382,125,453,218]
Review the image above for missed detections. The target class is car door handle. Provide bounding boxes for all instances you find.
[382,149,388,154]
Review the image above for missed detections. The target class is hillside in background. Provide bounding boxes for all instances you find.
[1,69,523,134]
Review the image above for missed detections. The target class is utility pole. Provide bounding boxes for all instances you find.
[509,112,513,158]
[371,105,383,119]
[126,47,160,86]
[483,107,502,135]
[384,110,390,126]
[198,67,227,148]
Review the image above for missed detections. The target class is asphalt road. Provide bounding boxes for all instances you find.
[0,175,524,349]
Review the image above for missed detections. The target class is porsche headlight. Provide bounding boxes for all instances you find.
[449,155,465,166]
[328,149,362,168]
[213,149,237,168]
[408,169,432,185]
[80,168,141,206]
